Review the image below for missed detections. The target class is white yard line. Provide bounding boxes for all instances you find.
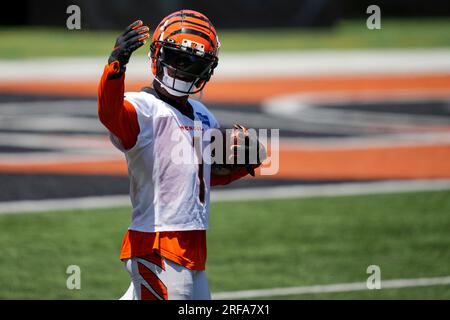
[212,179,450,202]
[0,195,131,214]
[0,49,450,81]
[212,275,450,299]
[0,179,450,215]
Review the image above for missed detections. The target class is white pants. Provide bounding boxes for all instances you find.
[119,255,211,300]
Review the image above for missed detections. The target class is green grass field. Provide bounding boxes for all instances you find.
[0,18,449,59]
[0,190,449,299]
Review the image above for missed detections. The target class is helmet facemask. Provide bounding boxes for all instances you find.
[151,41,218,96]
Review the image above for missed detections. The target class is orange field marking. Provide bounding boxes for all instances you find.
[1,74,449,103]
[0,160,126,176]
[203,74,450,103]
[1,144,449,180]
[267,144,450,180]
[1,73,449,180]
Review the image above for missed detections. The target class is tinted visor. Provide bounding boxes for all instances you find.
[160,47,215,77]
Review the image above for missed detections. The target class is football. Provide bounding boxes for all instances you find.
[211,124,266,176]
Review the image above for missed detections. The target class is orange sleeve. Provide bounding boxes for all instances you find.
[211,167,249,186]
[97,61,140,150]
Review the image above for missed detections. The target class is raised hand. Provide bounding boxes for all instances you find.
[108,20,149,72]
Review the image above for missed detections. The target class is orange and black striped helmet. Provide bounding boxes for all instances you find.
[150,10,220,95]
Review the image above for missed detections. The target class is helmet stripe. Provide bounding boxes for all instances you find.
[162,19,217,37]
[159,19,170,41]
[165,28,215,48]
[166,12,212,24]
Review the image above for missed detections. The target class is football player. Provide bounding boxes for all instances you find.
[97,10,265,300]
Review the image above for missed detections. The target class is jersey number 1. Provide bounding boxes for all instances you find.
[194,136,205,204]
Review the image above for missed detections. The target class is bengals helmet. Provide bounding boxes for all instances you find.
[150,10,220,96]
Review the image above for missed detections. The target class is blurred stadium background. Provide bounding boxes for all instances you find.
[0,0,449,299]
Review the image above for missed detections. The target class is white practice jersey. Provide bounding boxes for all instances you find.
[110,90,220,232]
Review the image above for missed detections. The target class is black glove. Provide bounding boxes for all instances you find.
[108,20,149,74]
[212,124,267,177]
[230,124,267,176]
